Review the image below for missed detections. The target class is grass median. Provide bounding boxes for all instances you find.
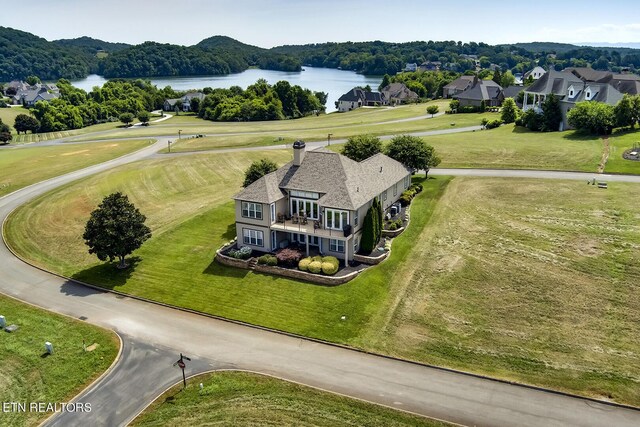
[130,371,450,427]
[0,295,119,427]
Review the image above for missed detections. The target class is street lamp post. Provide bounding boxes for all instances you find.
[178,129,182,140]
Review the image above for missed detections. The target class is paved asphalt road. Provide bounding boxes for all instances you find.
[1,139,640,426]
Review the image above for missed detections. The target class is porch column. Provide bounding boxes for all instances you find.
[305,239,309,257]
[523,91,527,110]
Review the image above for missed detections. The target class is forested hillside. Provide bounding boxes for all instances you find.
[1,26,639,82]
[0,27,95,81]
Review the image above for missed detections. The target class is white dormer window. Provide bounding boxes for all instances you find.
[568,85,575,97]
[585,88,592,100]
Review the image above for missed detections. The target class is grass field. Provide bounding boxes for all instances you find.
[0,295,119,427]
[130,371,449,427]
[6,151,640,406]
[0,139,153,197]
[604,130,640,174]
[326,124,608,172]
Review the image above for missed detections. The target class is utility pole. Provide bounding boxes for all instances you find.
[173,353,191,389]
[178,129,182,140]
[327,133,333,146]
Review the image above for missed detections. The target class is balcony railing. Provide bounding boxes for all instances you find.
[270,217,345,239]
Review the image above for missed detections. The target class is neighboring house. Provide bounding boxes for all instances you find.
[514,73,524,86]
[6,81,60,106]
[232,141,412,262]
[163,92,205,112]
[442,75,476,98]
[453,79,504,107]
[523,69,624,130]
[502,85,525,107]
[404,63,418,72]
[566,67,640,95]
[524,66,546,81]
[336,88,387,112]
[381,83,419,105]
[12,86,59,106]
[419,61,441,71]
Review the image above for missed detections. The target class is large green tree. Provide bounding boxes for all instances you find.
[83,192,152,269]
[567,102,616,134]
[386,135,441,176]
[119,112,135,126]
[243,159,278,187]
[341,134,382,162]
[614,94,640,129]
[13,114,41,134]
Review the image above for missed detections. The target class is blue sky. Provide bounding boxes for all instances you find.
[3,0,640,47]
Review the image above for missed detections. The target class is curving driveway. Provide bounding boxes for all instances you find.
[1,140,640,426]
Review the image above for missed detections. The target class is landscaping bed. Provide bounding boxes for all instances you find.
[215,243,368,285]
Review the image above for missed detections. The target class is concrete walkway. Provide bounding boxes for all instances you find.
[1,139,640,426]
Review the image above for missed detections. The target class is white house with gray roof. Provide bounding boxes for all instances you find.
[232,141,412,262]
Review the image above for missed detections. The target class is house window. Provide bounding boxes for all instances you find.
[243,229,264,246]
[241,202,262,220]
[354,237,359,253]
[325,209,349,230]
[270,203,276,224]
[382,190,387,201]
[354,209,359,226]
[330,239,345,253]
[290,198,319,219]
[393,184,398,197]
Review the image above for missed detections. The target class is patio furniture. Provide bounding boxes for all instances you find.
[314,220,321,230]
[292,213,299,224]
[301,213,308,225]
[277,213,285,223]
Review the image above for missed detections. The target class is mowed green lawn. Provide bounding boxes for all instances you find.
[326,124,610,172]
[605,129,640,174]
[0,295,118,427]
[6,151,640,405]
[130,371,449,427]
[0,139,153,197]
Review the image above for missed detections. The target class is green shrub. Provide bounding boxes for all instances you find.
[266,256,277,266]
[308,260,322,274]
[321,261,339,275]
[257,255,270,265]
[298,257,312,271]
[388,222,398,230]
[398,194,412,206]
[321,256,339,266]
[485,119,502,129]
[394,219,403,228]
[312,255,323,262]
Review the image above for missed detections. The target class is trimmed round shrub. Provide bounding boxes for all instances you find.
[257,254,271,265]
[321,261,339,275]
[266,256,277,266]
[388,222,398,230]
[276,248,303,267]
[399,194,412,206]
[321,256,339,267]
[298,257,312,271]
[312,255,323,262]
[308,261,322,274]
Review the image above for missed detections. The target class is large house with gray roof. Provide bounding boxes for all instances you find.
[7,81,60,107]
[523,69,625,130]
[336,88,387,112]
[232,141,412,261]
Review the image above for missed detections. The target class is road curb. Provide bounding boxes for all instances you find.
[126,369,467,427]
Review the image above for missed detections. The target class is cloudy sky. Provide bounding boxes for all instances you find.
[3,0,640,47]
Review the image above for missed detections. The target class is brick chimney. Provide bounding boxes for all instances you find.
[293,140,306,166]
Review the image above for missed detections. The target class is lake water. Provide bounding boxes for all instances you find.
[69,67,382,112]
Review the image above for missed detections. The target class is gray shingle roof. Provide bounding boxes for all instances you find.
[338,88,365,102]
[381,83,419,101]
[233,148,411,210]
[526,69,583,96]
[443,75,475,91]
[454,79,503,101]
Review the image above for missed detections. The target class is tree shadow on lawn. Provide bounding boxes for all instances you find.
[202,260,250,279]
[67,256,142,291]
